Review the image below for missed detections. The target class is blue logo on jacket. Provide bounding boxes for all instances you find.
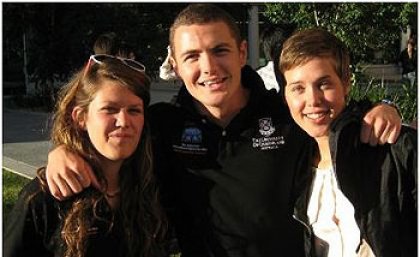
[181,127,202,144]
[173,127,208,155]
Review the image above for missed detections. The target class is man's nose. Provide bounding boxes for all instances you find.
[200,53,217,74]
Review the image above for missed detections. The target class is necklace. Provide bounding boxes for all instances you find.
[105,189,121,198]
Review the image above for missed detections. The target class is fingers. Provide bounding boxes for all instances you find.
[46,167,84,199]
[362,117,402,146]
[55,175,76,199]
[86,165,101,190]
[360,121,372,144]
[45,145,97,200]
[370,119,386,146]
[361,102,402,146]
[379,125,392,145]
[386,121,401,144]
[46,167,64,200]
[76,165,91,188]
[374,112,401,145]
[60,169,85,194]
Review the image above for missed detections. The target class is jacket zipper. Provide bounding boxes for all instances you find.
[292,214,311,233]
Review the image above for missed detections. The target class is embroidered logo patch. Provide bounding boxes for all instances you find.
[181,127,202,143]
[173,127,208,155]
[252,117,285,150]
[258,117,275,136]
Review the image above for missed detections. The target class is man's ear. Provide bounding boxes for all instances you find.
[169,56,179,76]
[71,106,86,130]
[239,40,248,67]
[345,85,351,95]
[344,80,352,96]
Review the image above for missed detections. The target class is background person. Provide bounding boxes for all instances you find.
[399,37,417,86]
[4,55,166,257]
[280,27,417,257]
[93,32,137,59]
[257,23,295,92]
[45,4,402,257]
[93,32,118,55]
[159,45,178,81]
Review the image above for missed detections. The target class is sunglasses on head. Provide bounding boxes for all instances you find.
[87,54,146,73]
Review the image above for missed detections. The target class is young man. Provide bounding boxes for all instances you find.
[46,4,402,257]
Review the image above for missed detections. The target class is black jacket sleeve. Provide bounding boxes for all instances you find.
[390,125,417,257]
[4,178,59,257]
[390,125,417,208]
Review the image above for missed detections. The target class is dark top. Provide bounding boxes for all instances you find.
[399,48,417,75]
[4,178,127,257]
[293,103,417,257]
[149,65,309,257]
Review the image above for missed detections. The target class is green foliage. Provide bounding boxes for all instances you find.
[349,70,417,123]
[263,3,416,65]
[264,3,417,123]
[393,82,417,123]
[3,3,249,82]
[3,169,30,223]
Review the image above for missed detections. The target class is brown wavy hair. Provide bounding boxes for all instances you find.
[37,56,166,257]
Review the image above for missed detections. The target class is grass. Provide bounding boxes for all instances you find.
[3,169,30,223]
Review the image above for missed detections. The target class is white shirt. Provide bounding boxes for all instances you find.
[256,61,280,92]
[307,167,375,257]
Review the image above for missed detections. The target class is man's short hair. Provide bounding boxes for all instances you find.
[169,4,242,53]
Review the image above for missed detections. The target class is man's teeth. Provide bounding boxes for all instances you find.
[305,113,326,119]
[202,79,222,86]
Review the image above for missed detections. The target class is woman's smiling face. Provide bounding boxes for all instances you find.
[284,57,349,140]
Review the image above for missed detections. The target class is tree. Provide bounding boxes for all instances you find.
[263,3,417,65]
[3,3,250,104]
[263,3,417,123]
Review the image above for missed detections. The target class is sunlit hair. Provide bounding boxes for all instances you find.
[37,57,166,257]
[169,3,242,54]
[279,28,351,88]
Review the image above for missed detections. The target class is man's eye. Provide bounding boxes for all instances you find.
[290,85,304,93]
[129,108,143,114]
[184,54,198,62]
[214,48,229,55]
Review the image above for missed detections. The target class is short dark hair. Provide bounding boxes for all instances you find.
[260,23,296,61]
[407,37,416,47]
[169,4,242,53]
[93,32,118,55]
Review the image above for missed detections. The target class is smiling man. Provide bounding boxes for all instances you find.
[148,4,402,257]
[44,4,403,257]
[169,20,249,127]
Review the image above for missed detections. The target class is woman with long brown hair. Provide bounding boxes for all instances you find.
[4,54,167,257]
